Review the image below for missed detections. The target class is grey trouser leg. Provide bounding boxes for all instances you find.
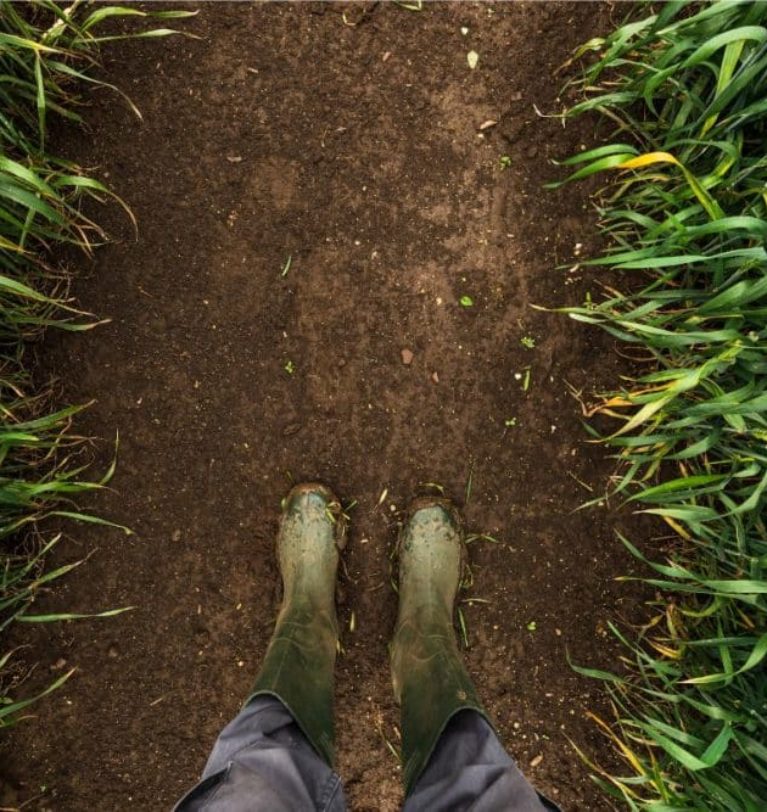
[175,703,556,812]
[173,696,345,812]
[405,710,559,812]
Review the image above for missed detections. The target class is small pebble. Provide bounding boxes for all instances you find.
[401,348,414,366]
[172,529,182,542]
[431,371,440,383]
[530,754,544,768]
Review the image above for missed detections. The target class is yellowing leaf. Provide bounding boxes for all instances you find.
[614,151,724,220]
[586,711,647,778]
[649,639,682,659]
[617,151,680,169]
[663,515,691,541]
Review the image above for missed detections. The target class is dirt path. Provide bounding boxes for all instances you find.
[2,3,646,810]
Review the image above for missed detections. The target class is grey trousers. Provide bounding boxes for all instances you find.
[174,696,556,811]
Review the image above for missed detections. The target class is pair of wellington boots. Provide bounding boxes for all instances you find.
[248,483,487,794]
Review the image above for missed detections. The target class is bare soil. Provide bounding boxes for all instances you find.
[2,3,651,810]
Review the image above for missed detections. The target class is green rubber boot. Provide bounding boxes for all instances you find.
[390,497,488,794]
[247,483,346,768]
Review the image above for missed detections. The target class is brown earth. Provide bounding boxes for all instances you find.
[1,3,652,810]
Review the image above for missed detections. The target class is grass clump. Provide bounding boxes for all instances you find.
[551,2,767,809]
[0,1,192,728]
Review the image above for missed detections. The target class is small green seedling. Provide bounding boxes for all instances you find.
[284,360,295,375]
[460,295,474,307]
[280,255,292,277]
[526,620,537,632]
[504,417,517,428]
[520,335,536,349]
[499,155,512,169]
